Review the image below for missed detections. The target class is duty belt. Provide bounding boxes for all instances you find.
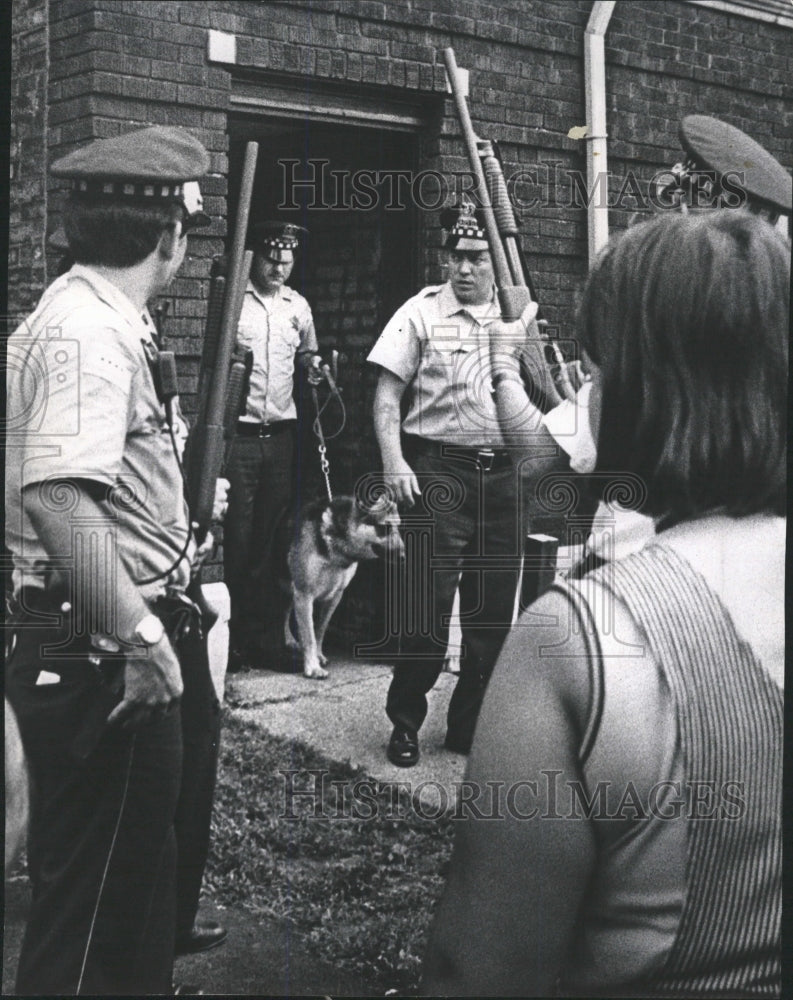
[408,437,513,473]
[236,419,295,438]
[8,587,200,644]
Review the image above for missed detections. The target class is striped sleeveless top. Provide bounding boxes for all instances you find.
[582,545,782,997]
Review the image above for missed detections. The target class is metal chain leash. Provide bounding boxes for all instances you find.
[311,384,333,502]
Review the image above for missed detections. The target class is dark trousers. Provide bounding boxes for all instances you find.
[6,618,182,996]
[173,616,221,941]
[224,431,293,655]
[386,445,523,750]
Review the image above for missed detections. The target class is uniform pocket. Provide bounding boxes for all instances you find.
[7,638,123,766]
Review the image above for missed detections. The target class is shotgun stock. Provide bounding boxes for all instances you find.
[442,48,579,410]
[186,142,259,537]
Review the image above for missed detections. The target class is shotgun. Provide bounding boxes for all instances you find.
[442,48,579,409]
[185,141,259,538]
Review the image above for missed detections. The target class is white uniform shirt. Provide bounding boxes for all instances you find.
[5,265,193,600]
[236,280,317,424]
[367,282,508,448]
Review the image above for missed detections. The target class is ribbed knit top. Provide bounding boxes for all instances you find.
[559,545,782,998]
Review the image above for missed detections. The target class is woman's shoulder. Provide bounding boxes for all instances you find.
[489,584,607,755]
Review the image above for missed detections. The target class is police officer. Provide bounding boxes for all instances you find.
[225,221,323,671]
[5,125,210,995]
[368,201,526,767]
[658,114,792,229]
[489,114,792,574]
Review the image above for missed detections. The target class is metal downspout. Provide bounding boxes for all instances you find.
[584,1,616,266]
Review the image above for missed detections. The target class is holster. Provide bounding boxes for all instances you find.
[149,590,203,645]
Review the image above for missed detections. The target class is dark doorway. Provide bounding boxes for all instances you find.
[227,118,419,650]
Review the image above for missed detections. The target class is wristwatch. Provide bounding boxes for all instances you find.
[133,614,165,646]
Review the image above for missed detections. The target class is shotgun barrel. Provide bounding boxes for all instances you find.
[186,142,259,536]
[442,48,577,409]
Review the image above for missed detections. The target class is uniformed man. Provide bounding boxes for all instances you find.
[225,220,323,671]
[490,114,792,574]
[658,114,792,231]
[368,201,527,767]
[5,125,211,995]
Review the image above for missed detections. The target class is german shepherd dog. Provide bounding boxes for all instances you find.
[283,496,404,679]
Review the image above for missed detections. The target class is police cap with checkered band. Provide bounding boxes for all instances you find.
[50,124,212,228]
[251,221,309,264]
[440,198,489,251]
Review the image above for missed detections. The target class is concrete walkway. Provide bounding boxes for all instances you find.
[228,656,468,803]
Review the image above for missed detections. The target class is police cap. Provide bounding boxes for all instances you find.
[252,221,308,263]
[680,115,792,215]
[50,125,211,226]
[440,198,489,251]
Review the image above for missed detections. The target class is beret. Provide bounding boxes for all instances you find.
[680,115,792,214]
[51,125,210,202]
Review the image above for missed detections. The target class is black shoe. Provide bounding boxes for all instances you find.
[175,919,228,956]
[444,734,471,755]
[387,726,419,767]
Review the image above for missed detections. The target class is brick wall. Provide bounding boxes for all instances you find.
[9,0,49,318]
[605,1,793,232]
[25,0,791,338]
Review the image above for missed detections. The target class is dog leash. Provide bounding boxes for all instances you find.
[311,350,345,502]
[312,384,333,501]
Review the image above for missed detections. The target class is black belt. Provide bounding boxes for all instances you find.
[407,437,513,473]
[236,420,295,438]
[10,587,69,617]
[10,588,199,642]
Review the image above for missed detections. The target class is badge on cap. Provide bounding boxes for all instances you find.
[253,221,308,262]
[440,197,489,250]
[181,180,211,230]
[657,115,792,218]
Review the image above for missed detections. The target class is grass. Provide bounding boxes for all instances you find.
[205,710,456,994]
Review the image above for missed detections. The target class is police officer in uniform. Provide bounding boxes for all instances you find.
[5,125,210,995]
[488,114,792,577]
[225,221,323,671]
[368,201,526,767]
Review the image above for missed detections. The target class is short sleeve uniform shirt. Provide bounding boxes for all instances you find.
[367,282,507,448]
[5,265,193,601]
[236,281,317,424]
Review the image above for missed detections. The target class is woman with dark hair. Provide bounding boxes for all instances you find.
[422,211,786,997]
